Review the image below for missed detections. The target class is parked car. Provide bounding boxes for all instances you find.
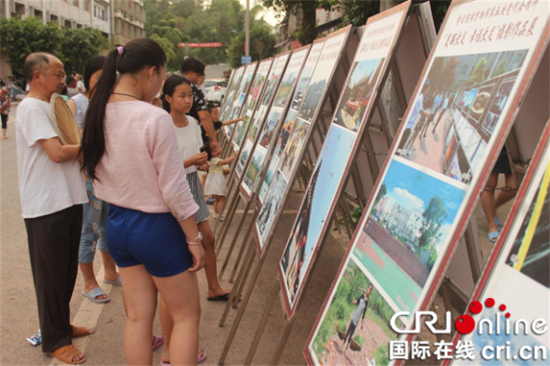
[204,78,228,103]
[6,83,26,101]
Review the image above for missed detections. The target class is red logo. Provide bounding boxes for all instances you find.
[455,298,511,334]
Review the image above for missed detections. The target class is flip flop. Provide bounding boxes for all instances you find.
[71,325,94,337]
[160,350,207,366]
[103,277,122,286]
[488,230,500,243]
[207,293,230,302]
[49,345,86,364]
[82,287,110,303]
[152,334,164,351]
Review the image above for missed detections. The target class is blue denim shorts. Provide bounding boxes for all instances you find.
[107,204,193,277]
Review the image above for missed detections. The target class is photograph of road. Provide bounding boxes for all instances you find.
[280,125,357,308]
[308,258,403,366]
[334,58,384,132]
[395,50,528,185]
[354,158,466,312]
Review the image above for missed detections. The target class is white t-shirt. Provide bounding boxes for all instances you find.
[16,97,87,218]
[173,115,203,174]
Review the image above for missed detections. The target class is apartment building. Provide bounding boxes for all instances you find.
[2,0,112,37]
[112,0,145,45]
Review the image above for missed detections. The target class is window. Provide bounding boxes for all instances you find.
[73,0,79,7]
[94,3,108,21]
[84,0,90,12]
[51,14,58,22]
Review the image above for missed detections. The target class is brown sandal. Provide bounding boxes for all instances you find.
[71,325,94,338]
[48,345,86,364]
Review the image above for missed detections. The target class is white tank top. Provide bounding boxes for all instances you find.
[71,93,89,130]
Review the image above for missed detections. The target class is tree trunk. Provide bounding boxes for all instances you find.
[299,1,318,45]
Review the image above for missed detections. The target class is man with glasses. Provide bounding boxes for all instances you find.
[180,57,221,155]
[16,52,90,363]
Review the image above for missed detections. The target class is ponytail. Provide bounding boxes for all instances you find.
[81,49,118,181]
[81,38,167,181]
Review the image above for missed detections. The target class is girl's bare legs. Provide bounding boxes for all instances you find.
[214,196,225,214]
[119,265,158,365]
[159,298,172,363]
[154,270,201,366]
[100,250,120,282]
[481,173,499,233]
[495,173,518,209]
[198,220,229,298]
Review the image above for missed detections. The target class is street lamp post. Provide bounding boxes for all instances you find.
[245,0,250,57]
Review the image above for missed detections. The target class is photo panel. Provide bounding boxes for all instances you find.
[231,59,273,150]
[279,2,412,317]
[307,257,404,366]
[234,53,290,181]
[239,47,311,197]
[308,1,550,364]
[257,170,288,250]
[279,126,360,306]
[353,158,466,313]
[452,131,550,364]
[228,62,258,122]
[254,32,352,254]
[221,66,244,123]
[334,58,385,132]
[395,50,528,184]
[258,41,325,203]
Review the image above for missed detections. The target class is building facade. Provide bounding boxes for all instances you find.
[112,0,145,45]
[2,0,112,37]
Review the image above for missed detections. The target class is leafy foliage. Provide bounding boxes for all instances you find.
[58,27,109,75]
[145,0,275,70]
[0,17,61,77]
[418,196,447,250]
[0,17,109,77]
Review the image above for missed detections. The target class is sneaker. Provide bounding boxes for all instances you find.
[206,197,215,205]
[219,214,226,221]
[212,213,219,220]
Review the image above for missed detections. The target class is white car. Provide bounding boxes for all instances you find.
[204,78,228,104]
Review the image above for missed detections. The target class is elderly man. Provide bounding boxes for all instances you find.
[16,52,91,364]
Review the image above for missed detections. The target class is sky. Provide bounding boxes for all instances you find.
[238,0,281,26]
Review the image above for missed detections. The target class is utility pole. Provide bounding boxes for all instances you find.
[245,0,250,57]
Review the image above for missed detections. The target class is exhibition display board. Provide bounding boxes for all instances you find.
[448,122,550,365]
[224,62,258,139]
[231,58,274,151]
[220,68,237,122]
[255,26,353,256]
[235,52,291,179]
[278,1,412,318]
[221,66,244,123]
[305,1,550,365]
[239,46,312,199]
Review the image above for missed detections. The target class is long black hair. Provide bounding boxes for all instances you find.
[161,75,191,114]
[81,38,166,181]
[83,55,106,92]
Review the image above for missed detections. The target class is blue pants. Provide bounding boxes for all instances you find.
[79,181,109,263]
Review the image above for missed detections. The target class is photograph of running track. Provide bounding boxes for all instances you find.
[354,158,465,312]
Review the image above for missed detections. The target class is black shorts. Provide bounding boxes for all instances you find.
[1,114,7,129]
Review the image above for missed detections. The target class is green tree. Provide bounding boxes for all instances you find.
[418,196,447,250]
[466,56,488,87]
[0,17,61,77]
[227,21,276,68]
[150,34,176,63]
[490,58,508,79]
[374,183,388,208]
[58,27,108,75]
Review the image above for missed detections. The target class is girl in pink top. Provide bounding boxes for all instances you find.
[81,39,205,366]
